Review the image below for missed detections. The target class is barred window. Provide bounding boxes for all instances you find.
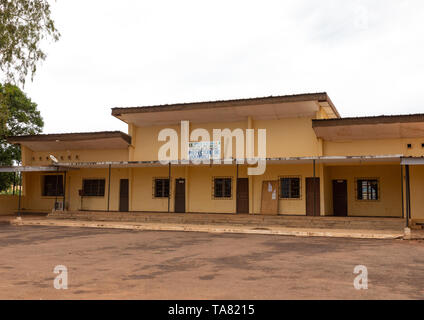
[357,179,379,200]
[280,177,300,199]
[154,178,170,198]
[214,178,232,198]
[42,175,64,197]
[83,179,105,197]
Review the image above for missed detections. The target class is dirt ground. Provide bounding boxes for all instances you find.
[0,223,423,300]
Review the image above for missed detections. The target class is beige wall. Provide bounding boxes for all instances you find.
[324,138,424,157]
[187,165,238,214]
[19,168,130,212]
[67,168,127,212]
[22,172,58,212]
[409,166,424,220]
[0,195,19,215]
[130,166,184,212]
[251,163,314,215]
[131,117,321,161]
[28,149,128,166]
[254,118,321,158]
[323,165,333,216]
[325,164,402,217]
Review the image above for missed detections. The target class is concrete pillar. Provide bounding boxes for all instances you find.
[107,165,111,212]
[319,163,326,216]
[184,120,191,213]
[317,136,325,215]
[405,165,411,227]
[128,124,137,161]
[129,168,134,212]
[22,172,27,209]
[185,166,189,213]
[317,138,324,156]
[128,123,137,212]
[247,116,254,214]
[20,146,30,209]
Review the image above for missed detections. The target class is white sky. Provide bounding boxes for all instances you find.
[23,0,424,134]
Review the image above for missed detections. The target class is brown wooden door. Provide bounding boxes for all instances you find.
[333,180,348,217]
[119,179,129,212]
[174,178,186,213]
[306,177,320,216]
[236,178,249,214]
[260,180,279,215]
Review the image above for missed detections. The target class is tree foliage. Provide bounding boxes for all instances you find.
[0,82,43,191]
[0,0,60,85]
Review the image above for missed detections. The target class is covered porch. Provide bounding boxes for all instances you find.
[0,156,410,222]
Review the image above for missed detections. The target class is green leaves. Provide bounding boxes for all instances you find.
[0,1,51,190]
[0,82,43,191]
[0,0,60,86]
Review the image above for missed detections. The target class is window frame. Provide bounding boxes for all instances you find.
[153,177,170,198]
[212,177,233,199]
[41,174,64,197]
[279,176,301,199]
[82,178,106,197]
[355,178,380,201]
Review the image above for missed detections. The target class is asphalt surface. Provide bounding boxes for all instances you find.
[0,224,423,299]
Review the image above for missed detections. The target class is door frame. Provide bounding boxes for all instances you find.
[236,178,249,214]
[332,179,348,217]
[305,177,320,216]
[174,178,186,213]
[260,180,279,215]
[119,178,129,212]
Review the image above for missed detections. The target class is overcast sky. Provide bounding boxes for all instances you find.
[23,0,424,134]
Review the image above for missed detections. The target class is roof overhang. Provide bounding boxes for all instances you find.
[401,157,424,165]
[112,92,340,127]
[7,131,131,152]
[0,155,401,173]
[0,166,67,172]
[313,114,424,141]
[55,155,402,169]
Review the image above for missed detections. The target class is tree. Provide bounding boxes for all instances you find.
[0,0,60,86]
[0,83,43,191]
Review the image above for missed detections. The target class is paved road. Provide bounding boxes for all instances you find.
[0,225,423,299]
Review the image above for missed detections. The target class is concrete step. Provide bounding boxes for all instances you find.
[48,211,405,231]
[13,218,405,240]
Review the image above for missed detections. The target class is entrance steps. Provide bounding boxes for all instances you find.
[48,211,405,231]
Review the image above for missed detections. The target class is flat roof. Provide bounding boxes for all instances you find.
[112,92,340,126]
[112,92,338,115]
[7,131,131,144]
[7,131,132,152]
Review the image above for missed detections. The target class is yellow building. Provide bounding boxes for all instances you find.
[1,92,423,226]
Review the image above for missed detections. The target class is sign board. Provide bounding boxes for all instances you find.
[188,141,221,161]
